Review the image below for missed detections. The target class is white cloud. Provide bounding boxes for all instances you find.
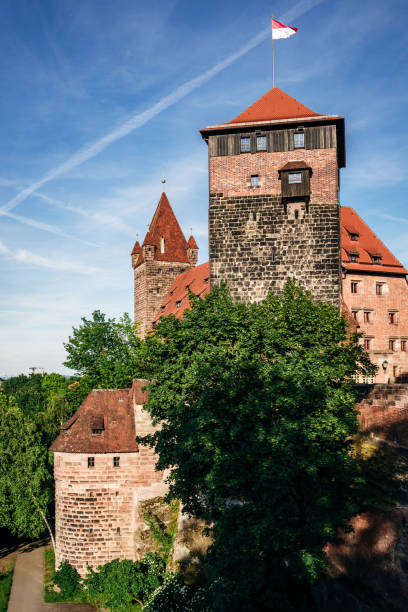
[0,239,98,274]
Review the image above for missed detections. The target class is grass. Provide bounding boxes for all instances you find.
[44,546,90,605]
[0,558,15,612]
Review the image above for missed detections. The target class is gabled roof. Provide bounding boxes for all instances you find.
[153,262,210,323]
[50,388,139,453]
[227,87,322,125]
[134,193,190,266]
[341,207,407,275]
[187,235,198,249]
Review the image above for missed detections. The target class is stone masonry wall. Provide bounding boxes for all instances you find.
[54,404,168,575]
[134,260,190,337]
[356,384,408,448]
[209,193,341,306]
[209,148,339,202]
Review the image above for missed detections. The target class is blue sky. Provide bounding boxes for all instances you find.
[1,0,407,375]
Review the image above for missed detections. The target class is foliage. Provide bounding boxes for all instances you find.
[146,573,195,611]
[2,373,44,418]
[137,281,376,611]
[83,554,166,611]
[0,559,15,612]
[53,561,81,599]
[0,398,54,539]
[63,310,141,388]
[144,501,179,565]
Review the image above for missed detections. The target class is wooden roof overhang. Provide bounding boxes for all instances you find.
[200,114,346,168]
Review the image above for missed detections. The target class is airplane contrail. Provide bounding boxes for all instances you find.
[1,0,324,215]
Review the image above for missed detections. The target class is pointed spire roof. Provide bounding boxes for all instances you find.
[187,235,198,249]
[131,240,141,256]
[226,87,321,124]
[136,193,189,266]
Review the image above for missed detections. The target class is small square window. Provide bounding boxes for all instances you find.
[349,253,358,262]
[113,456,120,467]
[256,136,266,151]
[401,340,407,352]
[288,172,302,184]
[157,268,162,275]
[116,527,121,534]
[364,338,371,351]
[349,233,359,241]
[372,255,381,264]
[376,283,383,295]
[294,132,304,148]
[240,137,250,152]
[176,300,182,308]
[250,175,259,187]
[351,281,358,294]
[389,339,396,351]
[88,457,95,468]
[363,311,371,323]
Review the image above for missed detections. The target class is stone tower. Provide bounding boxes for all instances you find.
[132,192,198,336]
[200,87,345,307]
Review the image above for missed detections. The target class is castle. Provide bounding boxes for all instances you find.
[51,87,408,575]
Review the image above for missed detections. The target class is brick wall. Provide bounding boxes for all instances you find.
[343,274,408,382]
[209,148,339,202]
[209,194,341,306]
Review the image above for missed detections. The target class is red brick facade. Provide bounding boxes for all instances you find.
[208,148,339,202]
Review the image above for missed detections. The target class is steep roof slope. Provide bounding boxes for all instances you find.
[341,207,407,275]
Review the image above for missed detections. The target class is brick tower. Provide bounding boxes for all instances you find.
[200,87,345,307]
[132,192,198,336]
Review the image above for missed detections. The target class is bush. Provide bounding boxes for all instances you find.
[53,561,81,599]
[84,554,166,611]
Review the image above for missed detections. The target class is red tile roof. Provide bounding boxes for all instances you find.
[50,388,140,453]
[279,161,312,172]
[131,240,141,256]
[153,262,210,323]
[226,87,321,125]
[187,235,198,249]
[341,207,407,275]
[134,193,190,266]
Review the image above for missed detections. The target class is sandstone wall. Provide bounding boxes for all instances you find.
[356,384,408,448]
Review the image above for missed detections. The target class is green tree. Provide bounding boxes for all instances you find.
[137,281,376,611]
[0,395,55,548]
[63,311,141,388]
[2,374,44,418]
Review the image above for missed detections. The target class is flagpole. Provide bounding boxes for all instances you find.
[272,14,275,88]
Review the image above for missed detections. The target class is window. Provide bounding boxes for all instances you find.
[352,310,358,321]
[176,300,182,309]
[363,311,371,323]
[294,132,304,148]
[113,456,120,467]
[240,137,250,152]
[372,255,381,264]
[256,135,266,151]
[364,338,371,350]
[157,268,162,275]
[88,457,95,468]
[288,172,302,184]
[349,253,358,262]
[250,174,259,187]
[401,340,407,352]
[351,281,358,294]
[168,268,174,274]
[393,366,398,378]
[349,233,359,241]
[389,339,396,351]
[160,237,165,253]
[92,429,103,435]
[116,527,121,534]
[376,283,383,295]
[389,311,398,324]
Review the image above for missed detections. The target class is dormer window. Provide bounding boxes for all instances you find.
[372,255,381,264]
[91,416,104,435]
[240,137,250,152]
[294,132,304,148]
[160,237,165,253]
[348,253,358,262]
[349,233,359,241]
[256,136,266,151]
[176,300,182,308]
[288,172,302,184]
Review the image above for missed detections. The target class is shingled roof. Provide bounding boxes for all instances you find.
[133,193,190,266]
[341,207,407,275]
[50,388,138,453]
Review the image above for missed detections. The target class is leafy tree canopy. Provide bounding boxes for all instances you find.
[137,281,376,611]
[63,310,141,389]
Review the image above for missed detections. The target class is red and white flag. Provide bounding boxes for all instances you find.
[272,18,298,39]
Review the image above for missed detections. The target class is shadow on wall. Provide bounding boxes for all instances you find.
[356,384,408,448]
[314,430,408,612]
